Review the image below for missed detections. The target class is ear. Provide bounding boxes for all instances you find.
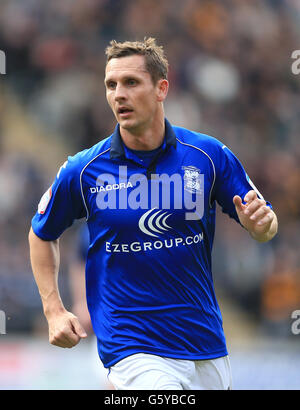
[156,79,169,102]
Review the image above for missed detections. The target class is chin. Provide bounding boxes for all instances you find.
[119,119,138,130]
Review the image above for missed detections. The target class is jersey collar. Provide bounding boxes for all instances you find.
[109,118,177,159]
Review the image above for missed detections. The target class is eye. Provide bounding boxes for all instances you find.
[107,81,116,90]
[127,79,137,86]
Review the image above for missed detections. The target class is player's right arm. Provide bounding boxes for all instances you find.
[28,228,87,348]
[29,154,88,348]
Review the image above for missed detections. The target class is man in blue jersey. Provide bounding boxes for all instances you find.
[29,38,278,390]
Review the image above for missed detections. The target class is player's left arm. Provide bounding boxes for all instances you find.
[233,190,278,243]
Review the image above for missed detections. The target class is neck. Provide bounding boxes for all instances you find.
[120,112,165,151]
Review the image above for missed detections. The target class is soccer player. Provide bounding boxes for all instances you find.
[29,38,278,390]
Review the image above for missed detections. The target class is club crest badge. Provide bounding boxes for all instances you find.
[182,166,202,194]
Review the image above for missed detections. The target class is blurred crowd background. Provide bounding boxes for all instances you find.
[0,0,300,389]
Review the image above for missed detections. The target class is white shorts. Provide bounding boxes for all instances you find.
[108,353,232,390]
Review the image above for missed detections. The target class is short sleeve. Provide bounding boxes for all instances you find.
[213,144,272,223]
[31,155,86,241]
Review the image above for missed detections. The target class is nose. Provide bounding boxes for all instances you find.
[114,83,127,102]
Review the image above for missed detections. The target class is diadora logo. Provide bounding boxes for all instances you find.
[90,181,133,193]
[138,208,173,238]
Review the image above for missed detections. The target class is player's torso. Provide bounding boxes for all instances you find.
[81,141,216,246]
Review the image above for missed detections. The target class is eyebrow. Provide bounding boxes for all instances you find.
[104,73,144,86]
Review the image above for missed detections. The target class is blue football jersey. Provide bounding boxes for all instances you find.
[32,119,271,367]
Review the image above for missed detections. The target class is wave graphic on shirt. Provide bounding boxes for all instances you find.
[138,208,173,238]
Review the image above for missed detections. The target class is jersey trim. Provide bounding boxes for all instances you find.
[246,175,265,200]
[79,147,111,220]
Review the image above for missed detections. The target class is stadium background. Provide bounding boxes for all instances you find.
[0,0,299,389]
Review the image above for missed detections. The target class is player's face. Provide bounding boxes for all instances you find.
[105,55,168,134]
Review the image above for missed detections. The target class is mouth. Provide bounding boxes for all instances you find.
[117,107,134,117]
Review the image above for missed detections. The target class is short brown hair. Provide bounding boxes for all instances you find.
[105,37,169,84]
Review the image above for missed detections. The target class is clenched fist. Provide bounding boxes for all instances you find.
[47,310,87,349]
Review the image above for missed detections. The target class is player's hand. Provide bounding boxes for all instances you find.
[47,310,87,348]
[233,190,275,239]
